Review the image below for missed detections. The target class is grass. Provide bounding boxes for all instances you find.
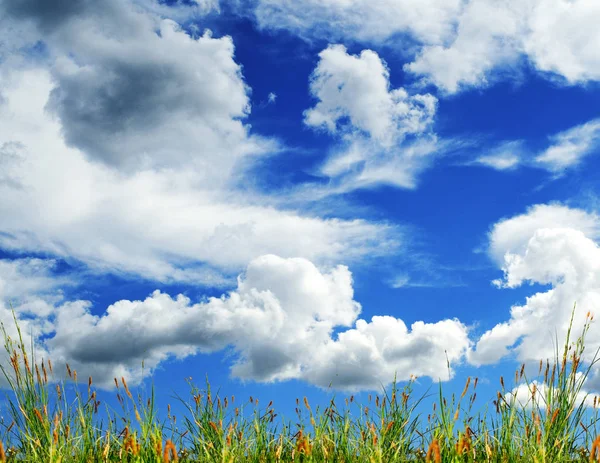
[0,308,598,461]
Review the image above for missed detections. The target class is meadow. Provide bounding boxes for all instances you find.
[0,309,599,462]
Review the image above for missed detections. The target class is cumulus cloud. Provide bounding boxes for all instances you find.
[469,204,600,379]
[406,0,527,93]
[487,204,600,265]
[305,45,438,190]
[524,0,600,84]
[39,255,470,390]
[0,258,70,385]
[0,0,477,394]
[0,0,262,174]
[305,45,437,145]
[0,34,397,284]
[0,254,471,391]
[505,378,598,409]
[251,0,600,93]
[408,0,600,93]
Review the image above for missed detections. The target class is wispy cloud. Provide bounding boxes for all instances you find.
[471,119,600,176]
[535,119,600,173]
[474,141,523,171]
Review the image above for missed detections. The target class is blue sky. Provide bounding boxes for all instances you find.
[1,0,600,421]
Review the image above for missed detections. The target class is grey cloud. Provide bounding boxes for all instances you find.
[232,345,296,381]
[383,336,436,360]
[40,256,469,391]
[3,0,253,173]
[1,0,91,32]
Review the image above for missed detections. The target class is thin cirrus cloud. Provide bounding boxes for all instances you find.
[304,44,438,191]
[250,0,600,94]
[474,141,523,171]
[474,119,600,174]
[253,0,462,45]
[534,119,600,173]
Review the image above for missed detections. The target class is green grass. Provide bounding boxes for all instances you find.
[0,307,598,462]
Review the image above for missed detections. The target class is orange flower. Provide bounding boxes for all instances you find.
[426,439,441,463]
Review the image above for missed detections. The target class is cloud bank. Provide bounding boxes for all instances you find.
[253,0,600,93]
[0,254,470,391]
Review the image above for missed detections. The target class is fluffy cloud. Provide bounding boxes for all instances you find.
[0,29,397,284]
[1,0,260,175]
[406,0,527,93]
[251,0,600,93]
[487,204,600,265]
[469,205,600,377]
[41,255,470,390]
[409,0,600,93]
[306,45,436,145]
[305,45,438,190]
[524,0,600,83]
[505,378,597,409]
[0,258,69,384]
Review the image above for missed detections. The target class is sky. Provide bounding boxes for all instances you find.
[1,0,600,420]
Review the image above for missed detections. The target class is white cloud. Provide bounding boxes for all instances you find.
[305,45,438,190]
[0,258,70,385]
[524,0,600,84]
[251,0,600,93]
[476,154,520,171]
[253,0,462,45]
[0,0,467,393]
[42,254,470,390]
[0,39,397,284]
[472,119,600,175]
[406,0,527,93]
[487,204,600,265]
[306,45,437,145]
[506,378,598,409]
[475,142,522,171]
[535,119,600,173]
[408,0,600,93]
[3,0,259,175]
[0,258,73,318]
[469,205,600,375]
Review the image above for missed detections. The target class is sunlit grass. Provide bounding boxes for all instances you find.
[0,307,598,461]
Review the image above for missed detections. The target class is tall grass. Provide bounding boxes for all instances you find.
[0,308,598,462]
